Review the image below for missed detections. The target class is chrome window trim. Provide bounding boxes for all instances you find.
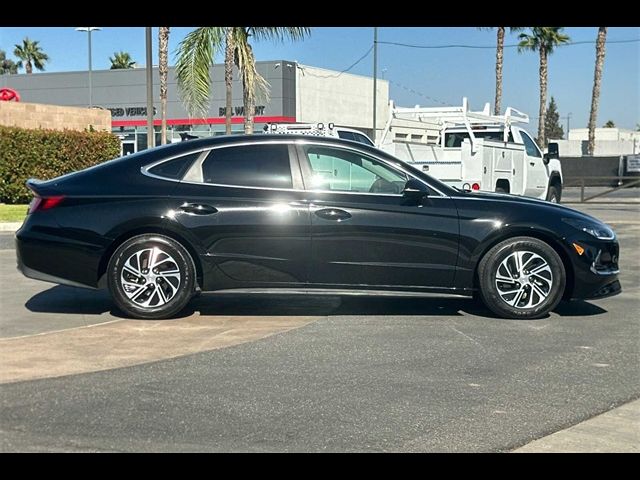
[140,138,449,198]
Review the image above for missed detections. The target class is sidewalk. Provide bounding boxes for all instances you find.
[514,398,640,453]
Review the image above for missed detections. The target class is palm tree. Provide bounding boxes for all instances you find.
[518,27,570,147]
[109,51,136,70]
[176,27,310,134]
[480,27,523,115]
[159,27,171,145]
[13,38,49,74]
[0,49,19,75]
[587,27,607,156]
[603,120,615,128]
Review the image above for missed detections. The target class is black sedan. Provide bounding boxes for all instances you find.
[16,135,621,319]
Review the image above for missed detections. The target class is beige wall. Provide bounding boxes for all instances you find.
[0,101,111,132]
[296,65,389,137]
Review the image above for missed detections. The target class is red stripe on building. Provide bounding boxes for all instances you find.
[112,116,296,127]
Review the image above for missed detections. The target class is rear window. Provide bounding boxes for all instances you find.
[444,130,514,148]
[201,144,292,189]
[148,152,200,180]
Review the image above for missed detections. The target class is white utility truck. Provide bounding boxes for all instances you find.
[376,98,563,202]
[262,98,563,202]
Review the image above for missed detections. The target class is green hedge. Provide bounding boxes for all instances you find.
[0,126,121,204]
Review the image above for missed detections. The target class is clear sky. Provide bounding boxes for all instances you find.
[1,27,638,130]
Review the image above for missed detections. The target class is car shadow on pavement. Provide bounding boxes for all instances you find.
[25,286,607,320]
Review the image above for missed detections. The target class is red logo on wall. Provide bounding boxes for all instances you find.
[0,88,20,102]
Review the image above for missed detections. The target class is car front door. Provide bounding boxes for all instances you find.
[297,143,459,289]
[519,131,548,199]
[168,142,310,286]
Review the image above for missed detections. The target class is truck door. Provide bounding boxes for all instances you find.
[519,130,548,199]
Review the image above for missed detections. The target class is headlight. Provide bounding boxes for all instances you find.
[562,218,615,240]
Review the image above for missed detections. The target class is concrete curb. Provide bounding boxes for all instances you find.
[0,222,22,232]
[513,399,640,453]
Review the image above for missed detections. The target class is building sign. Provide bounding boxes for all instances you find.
[218,105,266,116]
[107,106,157,117]
[0,88,20,102]
[627,154,640,173]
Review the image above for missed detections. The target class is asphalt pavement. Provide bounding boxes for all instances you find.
[0,202,638,452]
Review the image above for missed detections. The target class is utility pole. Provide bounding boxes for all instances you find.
[567,112,572,136]
[372,27,378,143]
[145,27,155,149]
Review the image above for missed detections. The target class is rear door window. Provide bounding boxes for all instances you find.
[201,144,293,189]
[147,152,201,180]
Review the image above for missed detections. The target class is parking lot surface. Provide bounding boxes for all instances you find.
[1,203,638,452]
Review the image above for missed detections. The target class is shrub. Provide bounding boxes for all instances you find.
[0,126,121,204]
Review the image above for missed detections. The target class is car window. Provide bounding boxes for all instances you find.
[520,131,542,158]
[337,130,355,141]
[302,145,407,194]
[147,152,201,180]
[201,144,292,189]
[353,133,374,146]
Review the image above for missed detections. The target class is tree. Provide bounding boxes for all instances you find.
[518,27,570,147]
[479,27,523,115]
[13,38,49,74]
[587,27,607,156]
[158,27,170,145]
[0,50,19,75]
[176,27,310,134]
[545,96,564,140]
[109,51,136,69]
[604,120,615,128]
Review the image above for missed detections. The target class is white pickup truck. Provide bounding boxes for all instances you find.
[376,98,563,202]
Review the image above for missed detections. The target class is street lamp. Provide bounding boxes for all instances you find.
[75,27,101,108]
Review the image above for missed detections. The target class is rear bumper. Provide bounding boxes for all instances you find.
[15,216,105,289]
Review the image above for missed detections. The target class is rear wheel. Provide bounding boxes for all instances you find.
[107,234,195,319]
[477,237,565,319]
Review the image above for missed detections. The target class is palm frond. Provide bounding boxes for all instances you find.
[175,27,225,117]
[234,35,270,105]
[248,27,311,43]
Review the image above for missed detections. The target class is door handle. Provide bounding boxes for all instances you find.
[315,208,352,221]
[529,162,535,166]
[179,203,218,215]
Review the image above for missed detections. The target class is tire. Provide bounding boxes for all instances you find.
[477,236,565,319]
[107,234,196,319]
[547,184,561,203]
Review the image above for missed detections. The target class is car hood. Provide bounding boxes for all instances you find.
[452,190,609,226]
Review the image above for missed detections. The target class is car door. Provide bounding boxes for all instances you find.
[167,142,311,286]
[519,131,548,199]
[297,142,459,289]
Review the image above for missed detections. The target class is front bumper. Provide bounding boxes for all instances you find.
[566,235,621,300]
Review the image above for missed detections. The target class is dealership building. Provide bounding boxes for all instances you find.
[1,60,389,154]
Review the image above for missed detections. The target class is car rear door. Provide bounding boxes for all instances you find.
[296,142,459,289]
[167,141,311,287]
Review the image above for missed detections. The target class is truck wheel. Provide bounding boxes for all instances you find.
[547,185,561,203]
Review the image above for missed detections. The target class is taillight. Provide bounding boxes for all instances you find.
[28,195,65,214]
[472,183,481,191]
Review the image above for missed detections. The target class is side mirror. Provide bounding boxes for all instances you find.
[402,178,429,199]
[544,142,559,164]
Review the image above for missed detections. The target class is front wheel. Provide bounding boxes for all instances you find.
[107,234,196,319]
[547,184,561,203]
[477,237,566,319]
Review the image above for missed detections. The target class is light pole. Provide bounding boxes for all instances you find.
[75,27,101,108]
[566,112,572,136]
[372,27,378,143]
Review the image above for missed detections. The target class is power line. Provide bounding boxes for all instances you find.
[386,78,449,106]
[299,46,374,78]
[378,38,640,50]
